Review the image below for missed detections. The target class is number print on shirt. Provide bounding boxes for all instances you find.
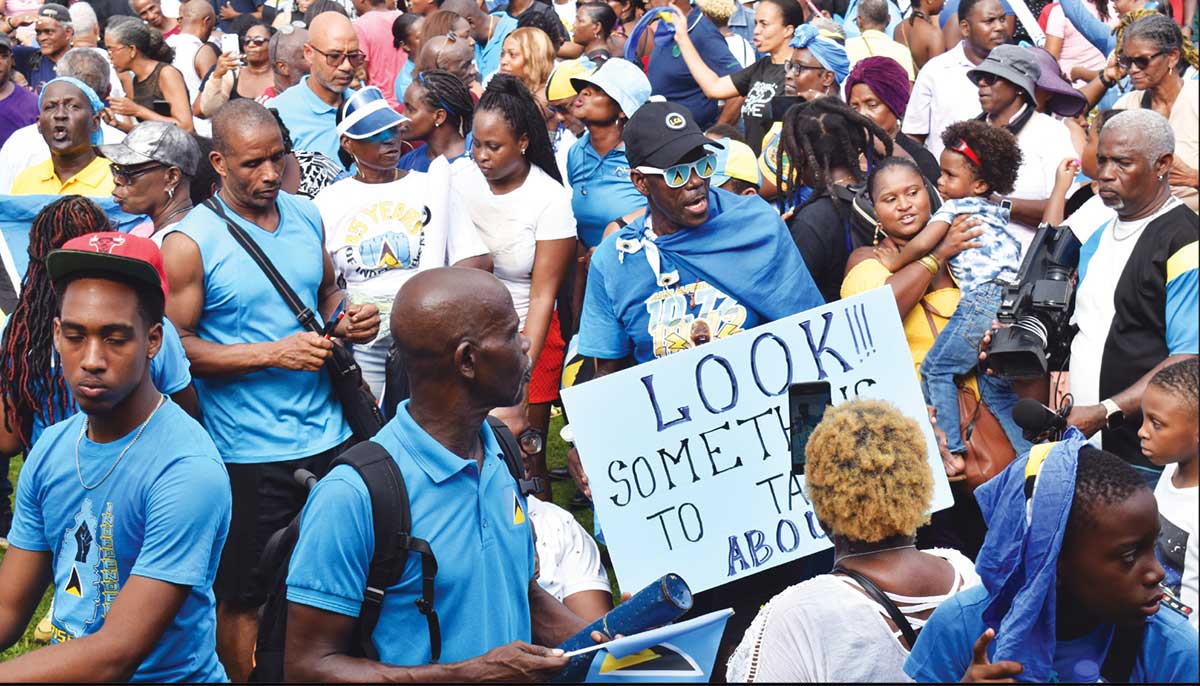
[644,281,748,358]
[335,201,433,279]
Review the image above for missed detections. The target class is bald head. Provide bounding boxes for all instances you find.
[180,0,215,21]
[440,0,483,20]
[212,98,281,154]
[418,34,476,82]
[392,268,529,408]
[308,11,357,48]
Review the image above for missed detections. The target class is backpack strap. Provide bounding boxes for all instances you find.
[1100,619,1147,683]
[486,415,543,497]
[332,441,442,663]
[832,565,919,649]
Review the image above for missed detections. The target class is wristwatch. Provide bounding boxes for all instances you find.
[1101,398,1124,430]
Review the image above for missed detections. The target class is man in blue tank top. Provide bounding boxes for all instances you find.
[161,99,381,682]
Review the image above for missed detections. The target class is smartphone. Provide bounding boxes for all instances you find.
[220,33,240,56]
[789,381,831,475]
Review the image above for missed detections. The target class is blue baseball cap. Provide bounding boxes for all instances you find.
[336,86,408,140]
[570,58,651,120]
[710,137,761,188]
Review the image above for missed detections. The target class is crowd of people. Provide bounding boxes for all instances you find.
[0,0,1197,681]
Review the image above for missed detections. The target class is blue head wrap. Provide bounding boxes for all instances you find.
[973,429,1087,683]
[38,77,105,146]
[788,24,850,85]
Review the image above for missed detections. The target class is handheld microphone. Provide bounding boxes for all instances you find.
[1012,398,1070,442]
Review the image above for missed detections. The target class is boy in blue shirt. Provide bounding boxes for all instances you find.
[0,233,231,682]
[906,441,1199,683]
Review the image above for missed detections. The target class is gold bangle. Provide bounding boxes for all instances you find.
[918,255,940,275]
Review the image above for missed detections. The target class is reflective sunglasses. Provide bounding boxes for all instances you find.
[517,427,545,456]
[308,45,366,68]
[1117,51,1165,72]
[111,163,164,186]
[784,60,824,76]
[362,127,401,145]
[244,35,269,46]
[635,153,718,188]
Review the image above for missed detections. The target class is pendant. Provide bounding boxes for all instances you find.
[672,45,680,58]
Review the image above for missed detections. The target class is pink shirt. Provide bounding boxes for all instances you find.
[353,9,405,110]
[1045,2,1108,84]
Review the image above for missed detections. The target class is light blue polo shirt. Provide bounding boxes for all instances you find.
[286,401,536,665]
[476,12,520,82]
[567,133,647,248]
[270,76,351,166]
[172,194,351,464]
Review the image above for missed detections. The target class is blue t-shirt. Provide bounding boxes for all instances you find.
[286,401,536,665]
[476,12,520,82]
[8,400,231,682]
[904,585,1200,683]
[647,9,741,129]
[579,188,823,363]
[271,77,351,166]
[173,194,351,463]
[393,60,416,109]
[566,134,646,248]
[1,317,193,448]
[13,46,58,94]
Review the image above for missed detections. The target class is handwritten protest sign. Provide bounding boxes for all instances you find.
[561,287,953,594]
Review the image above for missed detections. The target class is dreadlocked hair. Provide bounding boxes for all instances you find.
[1121,13,1200,72]
[477,73,563,184]
[1114,7,1167,56]
[0,196,112,447]
[776,96,892,206]
[416,69,475,138]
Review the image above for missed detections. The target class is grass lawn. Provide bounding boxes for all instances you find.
[0,411,602,660]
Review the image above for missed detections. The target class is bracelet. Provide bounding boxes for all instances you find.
[918,255,940,275]
[1099,72,1116,89]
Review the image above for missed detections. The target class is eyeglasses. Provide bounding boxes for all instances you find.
[244,36,269,46]
[307,44,366,68]
[517,427,545,456]
[111,163,164,186]
[635,153,718,188]
[1118,51,1165,72]
[784,60,825,76]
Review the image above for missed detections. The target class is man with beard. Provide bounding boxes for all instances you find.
[9,77,114,196]
[270,11,361,164]
[285,267,595,681]
[161,98,380,681]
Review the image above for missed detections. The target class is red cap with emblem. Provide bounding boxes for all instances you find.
[46,232,169,301]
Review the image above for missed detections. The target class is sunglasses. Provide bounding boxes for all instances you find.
[517,427,545,456]
[974,72,1001,86]
[111,163,164,186]
[308,45,366,68]
[635,153,718,189]
[1117,51,1165,72]
[362,128,401,145]
[784,60,824,76]
[244,36,269,46]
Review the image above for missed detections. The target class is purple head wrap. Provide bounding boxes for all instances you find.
[844,56,911,120]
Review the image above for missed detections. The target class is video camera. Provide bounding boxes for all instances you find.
[983,223,1081,380]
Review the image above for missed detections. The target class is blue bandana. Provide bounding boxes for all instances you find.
[974,429,1086,683]
[788,24,850,85]
[38,77,105,146]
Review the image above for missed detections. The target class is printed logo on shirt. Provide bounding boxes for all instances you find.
[644,280,747,358]
[52,499,118,642]
[336,201,432,279]
[1157,514,1189,598]
[513,492,526,526]
[741,81,778,120]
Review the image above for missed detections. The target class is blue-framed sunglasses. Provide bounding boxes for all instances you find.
[635,153,718,188]
[362,127,402,145]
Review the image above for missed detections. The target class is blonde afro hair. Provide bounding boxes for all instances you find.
[804,398,933,542]
[696,0,736,23]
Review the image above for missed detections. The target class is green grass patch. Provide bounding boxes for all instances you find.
[1,454,55,660]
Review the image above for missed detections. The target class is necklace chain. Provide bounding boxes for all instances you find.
[835,543,916,564]
[75,394,167,491]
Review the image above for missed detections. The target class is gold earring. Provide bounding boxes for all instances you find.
[873,223,884,245]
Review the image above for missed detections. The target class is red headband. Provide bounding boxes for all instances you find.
[949,138,983,168]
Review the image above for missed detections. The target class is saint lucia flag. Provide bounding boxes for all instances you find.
[579,608,732,682]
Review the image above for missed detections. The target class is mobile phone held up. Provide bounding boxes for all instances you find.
[789,381,831,475]
[220,33,240,57]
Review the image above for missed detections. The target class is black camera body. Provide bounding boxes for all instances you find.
[984,223,1081,380]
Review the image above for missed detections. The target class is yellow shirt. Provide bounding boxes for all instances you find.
[845,29,917,82]
[9,156,115,197]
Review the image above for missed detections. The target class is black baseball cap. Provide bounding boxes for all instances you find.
[37,4,71,24]
[623,98,723,169]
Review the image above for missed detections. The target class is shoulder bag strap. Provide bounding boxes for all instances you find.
[333,441,442,663]
[202,198,322,334]
[833,565,919,649]
[485,415,544,497]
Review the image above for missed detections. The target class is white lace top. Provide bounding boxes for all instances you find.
[725,548,980,683]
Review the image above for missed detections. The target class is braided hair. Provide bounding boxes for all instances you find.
[776,96,892,206]
[1121,12,1200,73]
[477,73,563,184]
[415,68,475,138]
[0,196,112,447]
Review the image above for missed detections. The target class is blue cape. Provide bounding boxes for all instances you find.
[0,194,146,282]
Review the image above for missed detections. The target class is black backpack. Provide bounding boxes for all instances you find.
[250,416,541,682]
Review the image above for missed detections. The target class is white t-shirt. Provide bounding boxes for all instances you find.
[1064,192,1116,244]
[167,33,205,100]
[553,0,576,32]
[457,163,577,326]
[901,43,982,160]
[1070,196,1183,413]
[726,548,981,683]
[1008,110,1079,252]
[1154,462,1199,629]
[528,496,611,602]
[314,167,488,343]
